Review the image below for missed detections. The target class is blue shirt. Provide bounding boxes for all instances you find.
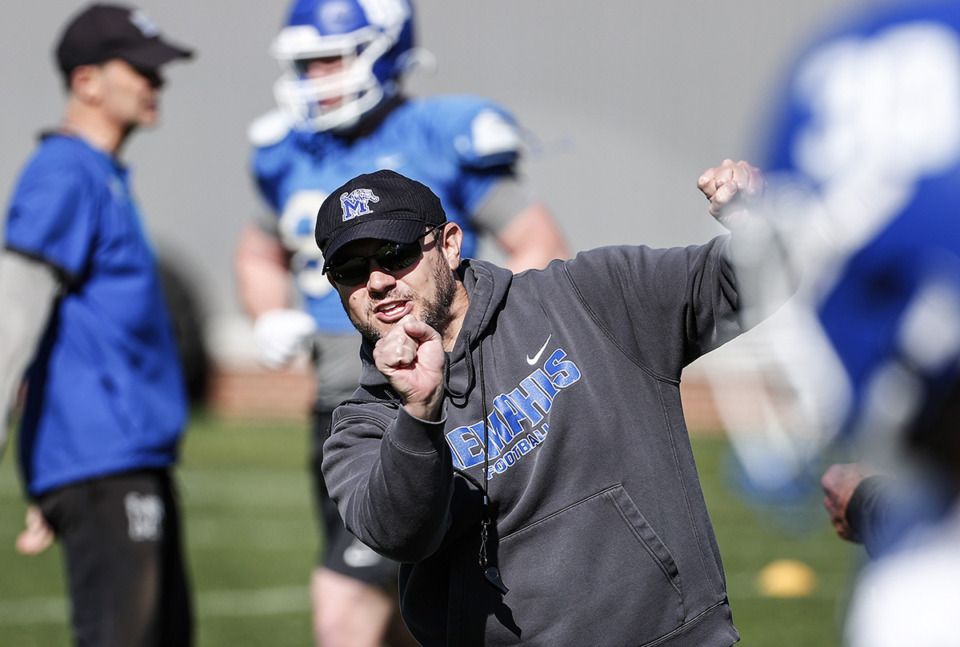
[250,95,524,333]
[5,133,187,496]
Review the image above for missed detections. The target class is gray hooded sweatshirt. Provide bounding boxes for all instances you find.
[323,237,743,647]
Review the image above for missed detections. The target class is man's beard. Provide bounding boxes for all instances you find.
[350,259,458,344]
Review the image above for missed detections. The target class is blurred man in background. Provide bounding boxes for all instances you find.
[745,0,960,644]
[233,0,569,645]
[0,3,195,645]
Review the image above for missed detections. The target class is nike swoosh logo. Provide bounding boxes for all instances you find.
[526,334,552,365]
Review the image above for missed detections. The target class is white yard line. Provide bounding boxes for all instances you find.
[0,585,310,625]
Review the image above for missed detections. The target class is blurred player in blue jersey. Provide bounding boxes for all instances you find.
[233,1,570,645]
[0,4,194,646]
[754,1,960,644]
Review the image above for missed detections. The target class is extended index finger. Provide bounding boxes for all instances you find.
[398,314,441,345]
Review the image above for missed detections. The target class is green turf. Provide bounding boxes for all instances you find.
[0,416,858,646]
[692,434,860,646]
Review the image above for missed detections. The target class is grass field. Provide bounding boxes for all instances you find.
[0,414,858,646]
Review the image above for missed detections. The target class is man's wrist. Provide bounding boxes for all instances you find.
[393,405,447,451]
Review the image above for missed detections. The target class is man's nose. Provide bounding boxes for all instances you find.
[366,262,396,292]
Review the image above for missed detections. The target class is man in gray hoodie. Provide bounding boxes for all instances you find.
[316,161,764,646]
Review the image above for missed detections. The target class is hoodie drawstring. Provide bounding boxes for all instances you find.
[442,341,475,402]
[443,333,507,594]
[476,338,508,594]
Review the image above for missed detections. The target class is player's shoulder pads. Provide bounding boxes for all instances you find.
[420,95,522,169]
[248,109,295,148]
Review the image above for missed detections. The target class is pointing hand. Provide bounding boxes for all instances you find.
[373,315,446,420]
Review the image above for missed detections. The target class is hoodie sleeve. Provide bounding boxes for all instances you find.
[561,236,741,380]
[322,402,457,562]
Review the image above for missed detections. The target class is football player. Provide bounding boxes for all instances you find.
[737,1,960,645]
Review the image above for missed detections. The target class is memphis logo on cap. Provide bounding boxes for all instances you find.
[129,10,161,38]
[339,188,380,222]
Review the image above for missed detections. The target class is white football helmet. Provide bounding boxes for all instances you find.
[271,0,423,132]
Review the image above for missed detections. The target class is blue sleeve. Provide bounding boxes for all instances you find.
[248,111,299,215]
[848,475,898,558]
[420,95,525,215]
[5,159,96,281]
[247,115,297,213]
[250,144,288,214]
[428,95,522,169]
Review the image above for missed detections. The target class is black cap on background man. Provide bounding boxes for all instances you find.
[55,3,193,80]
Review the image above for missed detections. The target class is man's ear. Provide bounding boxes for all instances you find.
[71,64,103,103]
[441,223,463,270]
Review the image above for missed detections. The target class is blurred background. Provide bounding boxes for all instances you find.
[1,0,881,399]
[1,0,886,645]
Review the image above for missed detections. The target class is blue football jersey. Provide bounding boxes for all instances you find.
[249,95,523,333]
[4,134,187,496]
[762,0,960,440]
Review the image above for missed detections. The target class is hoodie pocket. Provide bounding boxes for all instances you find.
[491,485,684,646]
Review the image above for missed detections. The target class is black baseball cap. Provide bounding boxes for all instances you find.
[55,3,193,76]
[316,170,448,271]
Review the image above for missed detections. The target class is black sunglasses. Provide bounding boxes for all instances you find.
[326,224,446,286]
